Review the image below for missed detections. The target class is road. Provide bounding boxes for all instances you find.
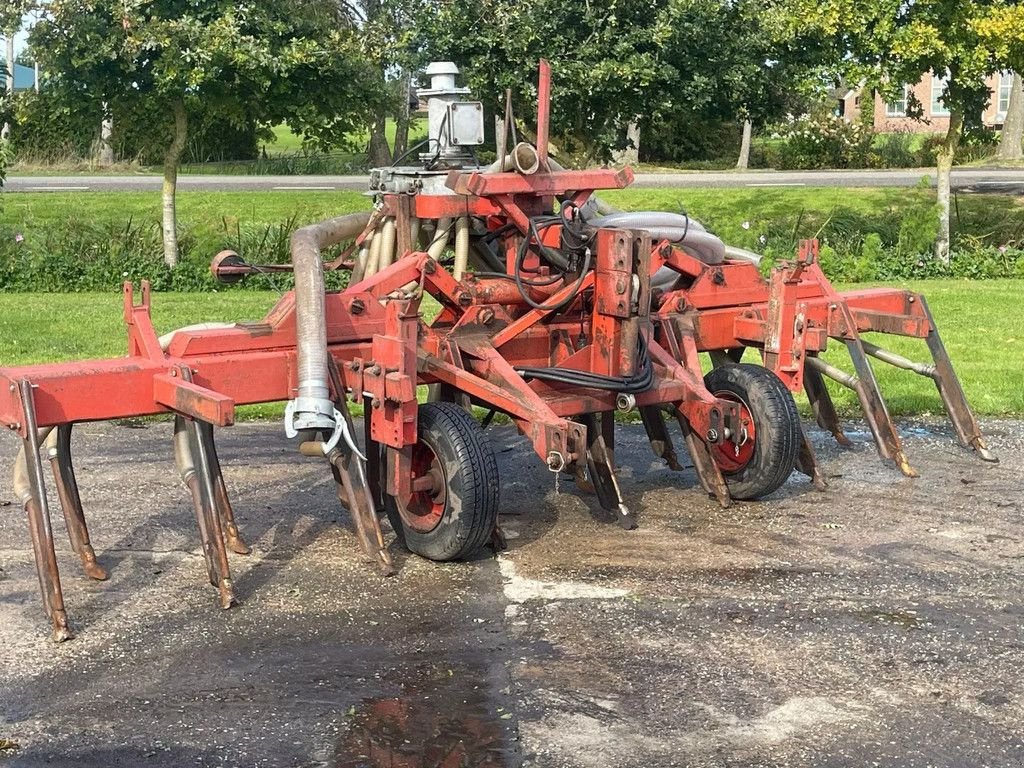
[2,418,1023,767]
[5,167,1024,193]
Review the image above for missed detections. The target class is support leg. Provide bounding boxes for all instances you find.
[48,425,107,581]
[329,450,394,575]
[582,413,636,530]
[843,334,917,477]
[18,380,73,641]
[920,297,997,462]
[795,427,827,491]
[803,359,851,447]
[183,418,235,609]
[199,423,250,554]
[639,405,683,470]
[674,407,731,509]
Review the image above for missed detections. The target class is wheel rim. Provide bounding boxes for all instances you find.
[400,440,448,533]
[710,391,756,474]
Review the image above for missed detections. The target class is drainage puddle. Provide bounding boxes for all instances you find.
[334,661,517,767]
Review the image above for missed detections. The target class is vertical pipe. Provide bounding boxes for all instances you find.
[409,217,421,254]
[453,216,471,280]
[537,59,551,168]
[427,217,453,261]
[364,224,384,278]
[378,218,397,270]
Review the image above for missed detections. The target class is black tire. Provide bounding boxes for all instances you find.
[703,363,800,500]
[384,402,499,561]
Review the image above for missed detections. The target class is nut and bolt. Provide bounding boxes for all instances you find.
[479,308,495,325]
[706,428,719,442]
[458,292,472,307]
[350,299,365,315]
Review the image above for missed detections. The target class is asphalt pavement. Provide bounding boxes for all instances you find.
[2,417,1023,767]
[5,167,1024,193]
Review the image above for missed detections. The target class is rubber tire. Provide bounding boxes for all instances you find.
[703,363,801,500]
[384,402,499,561]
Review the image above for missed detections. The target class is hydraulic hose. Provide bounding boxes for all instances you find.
[288,211,372,436]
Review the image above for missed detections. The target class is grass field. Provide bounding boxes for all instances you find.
[0,280,1020,419]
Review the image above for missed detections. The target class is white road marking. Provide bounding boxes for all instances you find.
[745,182,807,187]
[27,185,90,191]
[271,185,336,191]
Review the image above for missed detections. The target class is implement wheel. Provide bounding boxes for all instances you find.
[703,364,800,500]
[385,402,499,561]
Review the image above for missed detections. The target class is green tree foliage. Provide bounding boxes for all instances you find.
[416,0,820,165]
[773,0,1013,262]
[30,0,378,265]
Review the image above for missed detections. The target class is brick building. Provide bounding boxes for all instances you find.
[839,71,1015,132]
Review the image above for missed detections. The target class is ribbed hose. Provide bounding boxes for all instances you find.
[289,211,372,434]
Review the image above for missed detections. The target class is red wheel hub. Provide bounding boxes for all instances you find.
[710,392,756,474]
[400,441,447,533]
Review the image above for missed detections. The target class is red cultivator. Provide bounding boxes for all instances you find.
[2,62,995,641]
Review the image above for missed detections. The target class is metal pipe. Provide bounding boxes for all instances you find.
[453,217,471,280]
[288,212,372,435]
[861,340,937,378]
[805,355,859,390]
[364,224,384,278]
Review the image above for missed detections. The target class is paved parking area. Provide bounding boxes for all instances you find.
[1,419,1022,767]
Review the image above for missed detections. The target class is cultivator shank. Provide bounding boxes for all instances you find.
[1,61,994,640]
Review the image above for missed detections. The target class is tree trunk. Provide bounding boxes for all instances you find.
[934,108,963,264]
[1,34,13,141]
[367,113,391,168]
[392,73,412,160]
[997,73,1023,162]
[613,120,641,167]
[736,119,753,170]
[97,104,114,166]
[162,100,188,268]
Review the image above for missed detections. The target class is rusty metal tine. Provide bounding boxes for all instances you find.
[919,297,997,462]
[582,413,636,530]
[177,417,218,586]
[675,408,731,508]
[600,411,616,468]
[841,333,918,478]
[639,405,683,470]
[330,451,394,575]
[803,358,851,447]
[796,427,827,491]
[186,418,235,608]
[49,425,107,581]
[19,380,73,642]
[200,422,251,554]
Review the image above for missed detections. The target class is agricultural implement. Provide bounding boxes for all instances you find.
[2,62,995,641]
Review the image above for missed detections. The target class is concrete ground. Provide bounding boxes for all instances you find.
[1,418,1022,767]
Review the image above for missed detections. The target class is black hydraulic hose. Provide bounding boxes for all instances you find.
[516,337,654,394]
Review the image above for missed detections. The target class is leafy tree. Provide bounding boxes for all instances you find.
[974,5,1024,161]
[775,0,1011,262]
[31,0,377,265]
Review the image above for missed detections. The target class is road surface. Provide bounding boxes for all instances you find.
[5,167,1024,193]
[2,418,1023,767]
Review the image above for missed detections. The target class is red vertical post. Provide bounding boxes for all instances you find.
[537,59,551,169]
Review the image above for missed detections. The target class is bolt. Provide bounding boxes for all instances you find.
[423,259,437,274]
[371,398,382,409]
[706,428,719,442]
[659,245,672,260]
[479,308,495,325]
[616,278,627,295]
[350,360,361,371]
[908,296,915,303]
[458,292,472,307]
[170,369,178,377]
[368,364,382,376]
[350,298,365,315]
[676,297,687,312]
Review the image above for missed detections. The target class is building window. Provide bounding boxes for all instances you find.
[931,73,950,116]
[998,72,1014,119]
[886,85,910,117]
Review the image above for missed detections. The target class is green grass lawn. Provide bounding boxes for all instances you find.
[0,280,1019,419]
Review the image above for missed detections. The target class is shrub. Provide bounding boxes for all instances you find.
[770,113,874,170]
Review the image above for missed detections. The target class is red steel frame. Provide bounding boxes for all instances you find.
[1,60,994,641]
